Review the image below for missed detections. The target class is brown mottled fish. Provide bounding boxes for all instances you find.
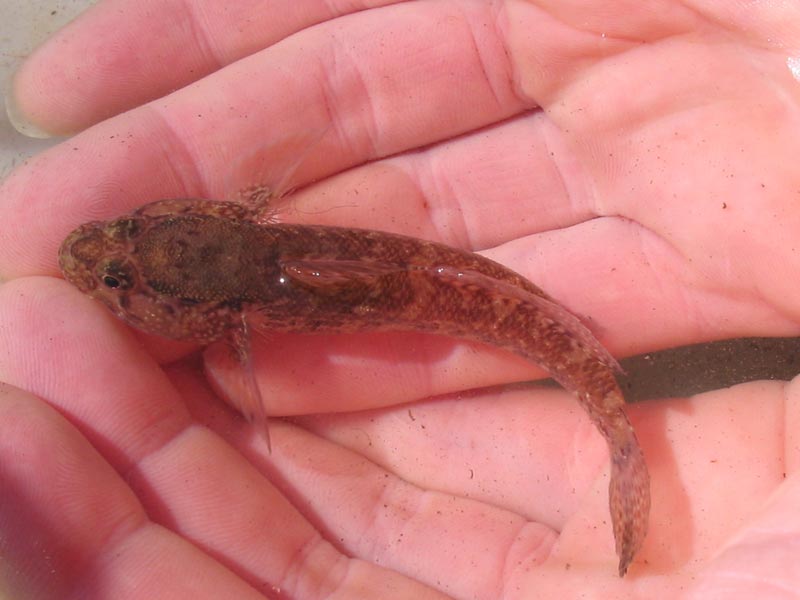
[58,197,650,575]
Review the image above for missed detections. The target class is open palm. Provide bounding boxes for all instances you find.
[1,1,800,598]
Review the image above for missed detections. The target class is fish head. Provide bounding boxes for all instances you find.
[59,216,145,313]
[59,212,237,343]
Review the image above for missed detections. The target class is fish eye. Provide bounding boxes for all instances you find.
[97,260,135,291]
[102,275,122,288]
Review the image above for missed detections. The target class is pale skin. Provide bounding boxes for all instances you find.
[1,1,800,598]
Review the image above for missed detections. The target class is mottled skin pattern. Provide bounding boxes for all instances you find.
[59,198,650,576]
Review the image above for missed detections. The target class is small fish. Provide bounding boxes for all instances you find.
[58,197,650,575]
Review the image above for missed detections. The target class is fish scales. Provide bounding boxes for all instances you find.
[59,197,650,575]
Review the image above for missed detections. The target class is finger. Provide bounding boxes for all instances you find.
[281,112,586,251]
[0,385,264,599]
[0,277,191,469]
[9,0,406,136]
[0,277,449,598]
[0,1,529,278]
[241,331,544,415]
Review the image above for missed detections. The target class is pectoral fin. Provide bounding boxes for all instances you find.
[203,314,271,451]
[281,258,405,292]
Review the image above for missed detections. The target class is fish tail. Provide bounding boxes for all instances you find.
[609,419,650,575]
[586,387,650,577]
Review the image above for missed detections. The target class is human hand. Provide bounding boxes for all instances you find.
[2,1,800,598]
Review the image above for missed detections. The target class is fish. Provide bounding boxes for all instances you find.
[58,196,650,575]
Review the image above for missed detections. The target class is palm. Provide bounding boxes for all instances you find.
[1,1,799,598]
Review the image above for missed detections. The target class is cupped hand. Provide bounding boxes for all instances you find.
[2,1,800,598]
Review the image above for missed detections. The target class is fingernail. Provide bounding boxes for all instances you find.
[4,77,54,139]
